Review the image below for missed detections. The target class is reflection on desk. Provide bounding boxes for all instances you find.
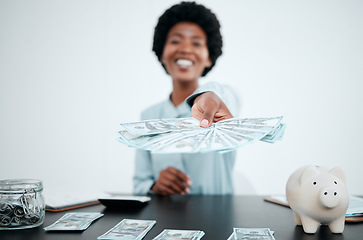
[0,195,362,240]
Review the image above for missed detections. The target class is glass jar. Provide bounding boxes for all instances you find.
[0,179,45,230]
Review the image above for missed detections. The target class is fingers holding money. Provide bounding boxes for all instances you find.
[191,92,233,128]
[152,167,192,195]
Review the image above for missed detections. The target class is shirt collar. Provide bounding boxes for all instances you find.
[165,97,192,118]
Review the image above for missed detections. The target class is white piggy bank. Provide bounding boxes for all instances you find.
[286,165,349,234]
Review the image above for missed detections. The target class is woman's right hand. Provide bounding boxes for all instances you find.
[151,167,192,196]
[191,91,233,128]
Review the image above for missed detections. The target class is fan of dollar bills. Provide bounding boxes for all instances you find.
[119,116,286,153]
[118,116,285,153]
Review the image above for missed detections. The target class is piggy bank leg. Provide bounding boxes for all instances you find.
[292,212,302,225]
[300,216,320,234]
[328,216,345,233]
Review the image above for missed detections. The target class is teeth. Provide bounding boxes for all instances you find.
[176,59,193,67]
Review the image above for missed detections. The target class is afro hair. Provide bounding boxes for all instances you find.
[152,1,223,77]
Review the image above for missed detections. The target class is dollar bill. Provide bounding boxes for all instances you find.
[120,118,201,136]
[260,123,286,143]
[43,212,103,231]
[233,228,275,240]
[218,116,283,129]
[118,116,285,153]
[97,219,156,240]
[153,229,205,240]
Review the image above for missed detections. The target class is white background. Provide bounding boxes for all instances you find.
[1,0,362,196]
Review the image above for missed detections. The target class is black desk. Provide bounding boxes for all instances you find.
[0,195,362,240]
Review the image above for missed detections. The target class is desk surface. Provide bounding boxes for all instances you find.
[0,195,362,240]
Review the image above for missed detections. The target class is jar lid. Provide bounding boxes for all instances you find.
[0,179,43,193]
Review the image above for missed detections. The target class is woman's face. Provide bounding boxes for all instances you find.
[161,22,211,83]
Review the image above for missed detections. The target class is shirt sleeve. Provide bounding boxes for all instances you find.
[186,81,241,117]
[133,149,155,195]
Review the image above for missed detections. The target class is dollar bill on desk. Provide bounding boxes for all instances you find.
[153,229,205,240]
[98,219,156,240]
[119,116,285,153]
[44,212,103,231]
[230,228,275,240]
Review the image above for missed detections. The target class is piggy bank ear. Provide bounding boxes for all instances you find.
[301,166,319,185]
[329,167,346,184]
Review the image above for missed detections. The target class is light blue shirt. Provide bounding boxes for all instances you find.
[133,82,240,195]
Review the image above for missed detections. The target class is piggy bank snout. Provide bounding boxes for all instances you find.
[319,187,340,208]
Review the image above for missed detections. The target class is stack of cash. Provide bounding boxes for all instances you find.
[227,228,275,240]
[43,212,103,231]
[118,116,285,153]
[97,219,156,240]
[153,229,205,239]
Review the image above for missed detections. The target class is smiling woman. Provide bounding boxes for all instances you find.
[133,1,241,196]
